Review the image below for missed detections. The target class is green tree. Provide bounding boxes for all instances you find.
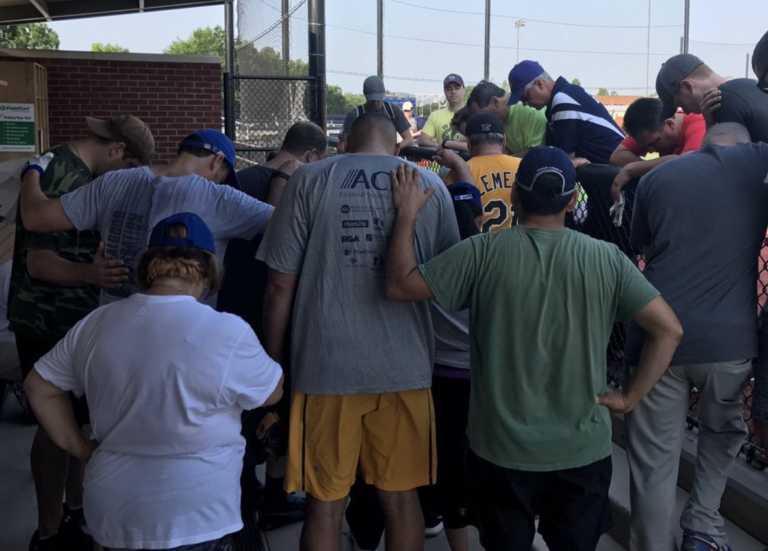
[165,25,225,59]
[91,42,129,53]
[0,23,59,50]
[596,87,609,96]
[571,78,582,86]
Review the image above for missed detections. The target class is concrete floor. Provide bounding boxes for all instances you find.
[0,389,625,551]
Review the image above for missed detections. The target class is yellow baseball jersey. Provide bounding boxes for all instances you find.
[467,154,521,232]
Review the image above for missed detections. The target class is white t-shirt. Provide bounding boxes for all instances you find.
[34,293,282,550]
[59,166,274,304]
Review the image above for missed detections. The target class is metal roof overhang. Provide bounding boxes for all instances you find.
[0,0,224,25]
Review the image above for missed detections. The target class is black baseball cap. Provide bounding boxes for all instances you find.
[656,54,705,118]
[363,76,386,101]
[465,112,504,137]
[444,73,464,88]
[516,146,577,215]
[754,30,768,89]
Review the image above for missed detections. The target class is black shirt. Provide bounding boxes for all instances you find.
[715,78,768,142]
[217,165,275,335]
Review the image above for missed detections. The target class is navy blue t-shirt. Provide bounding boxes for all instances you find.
[545,77,624,164]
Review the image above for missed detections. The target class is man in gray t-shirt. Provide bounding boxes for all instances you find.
[257,114,458,550]
[626,123,768,551]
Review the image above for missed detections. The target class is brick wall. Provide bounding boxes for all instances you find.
[0,50,222,163]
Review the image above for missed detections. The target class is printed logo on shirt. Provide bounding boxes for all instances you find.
[339,169,392,191]
[342,220,370,229]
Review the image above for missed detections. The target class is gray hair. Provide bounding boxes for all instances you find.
[704,123,752,146]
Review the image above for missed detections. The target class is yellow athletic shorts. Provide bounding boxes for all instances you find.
[285,389,437,502]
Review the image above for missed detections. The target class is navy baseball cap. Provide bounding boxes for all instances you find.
[465,112,505,136]
[149,212,216,255]
[179,129,239,188]
[444,73,465,88]
[508,60,546,105]
[450,182,482,217]
[754,30,768,89]
[656,54,704,118]
[516,146,577,215]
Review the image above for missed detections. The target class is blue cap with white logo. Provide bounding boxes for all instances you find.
[516,146,577,215]
[507,60,546,105]
[149,212,216,255]
[178,129,239,188]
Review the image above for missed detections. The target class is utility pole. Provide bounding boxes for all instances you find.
[515,19,526,64]
[483,0,490,81]
[746,53,751,78]
[223,0,235,139]
[308,0,326,129]
[682,0,690,54]
[645,0,651,95]
[282,0,290,74]
[377,0,384,79]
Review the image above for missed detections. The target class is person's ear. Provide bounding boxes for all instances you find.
[111,142,126,160]
[565,189,579,212]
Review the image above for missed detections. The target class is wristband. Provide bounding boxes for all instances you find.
[21,163,44,179]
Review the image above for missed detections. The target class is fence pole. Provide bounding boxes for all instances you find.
[483,0,490,81]
[223,0,236,139]
[308,0,327,129]
[683,0,690,54]
[377,0,384,79]
[281,0,290,75]
[746,53,751,78]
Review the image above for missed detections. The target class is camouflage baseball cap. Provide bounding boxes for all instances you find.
[86,115,155,165]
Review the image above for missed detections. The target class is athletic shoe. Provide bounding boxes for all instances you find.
[59,505,93,550]
[681,530,733,551]
[424,513,444,538]
[28,531,60,551]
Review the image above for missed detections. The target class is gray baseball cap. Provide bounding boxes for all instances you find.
[363,75,386,101]
[656,53,704,118]
[754,30,768,89]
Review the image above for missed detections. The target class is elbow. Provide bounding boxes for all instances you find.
[21,211,45,233]
[670,321,684,344]
[264,375,285,407]
[384,279,407,302]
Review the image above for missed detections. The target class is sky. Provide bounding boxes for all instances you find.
[48,0,768,99]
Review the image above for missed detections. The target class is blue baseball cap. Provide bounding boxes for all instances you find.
[149,212,216,255]
[450,182,482,217]
[507,60,546,105]
[179,129,239,188]
[516,146,577,215]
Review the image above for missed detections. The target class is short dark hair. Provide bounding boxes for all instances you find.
[517,172,573,215]
[281,121,327,155]
[467,81,505,109]
[623,97,665,138]
[450,106,470,135]
[468,133,504,148]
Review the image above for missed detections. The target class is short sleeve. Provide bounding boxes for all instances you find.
[59,174,111,232]
[219,321,283,410]
[421,112,440,139]
[678,115,706,153]
[630,175,652,252]
[391,105,411,134]
[206,184,274,241]
[419,235,483,312]
[614,249,659,321]
[256,166,312,274]
[33,319,86,396]
[621,136,646,156]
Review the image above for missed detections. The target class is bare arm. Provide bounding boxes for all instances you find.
[262,270,298,363]
[417,133,438,147]
[20,170,75,233]
[434,148,473,184]
[384,164,435,302]
[26,242,129,288]
[24,370,95,460]
[611,155,679,203]
[262,374,285,406]
[609,144,642,167]
[398,128,415,151]
[598,296,683,413]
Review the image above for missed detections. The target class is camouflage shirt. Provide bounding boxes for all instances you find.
[9,145,100,339]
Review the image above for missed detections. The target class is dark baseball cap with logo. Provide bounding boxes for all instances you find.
[655,53,705,118]
[516,146,577,215]
[444,73,465,88]
[149,212,216,255]
[86,115,155,165]
[507,60,546,105]
[363,75,386,101]
[465,112,505,137]
[754,30,768,89]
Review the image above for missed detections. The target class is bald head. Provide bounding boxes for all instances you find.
[347,113,398,154]
[704,123,752,147]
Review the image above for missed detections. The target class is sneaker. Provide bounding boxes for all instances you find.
[59,505,93,550]
[259,493,306,531]
[423,513,444,538]
[681,530,733,551]
[28,531,60,551]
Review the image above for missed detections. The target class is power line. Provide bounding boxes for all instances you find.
[691,39,754,47]
[389,0,682,29]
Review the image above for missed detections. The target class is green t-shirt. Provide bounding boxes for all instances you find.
[419,227,658,471]
[505,104,547,156]
[422,107,464,142]
[9,145,99,338]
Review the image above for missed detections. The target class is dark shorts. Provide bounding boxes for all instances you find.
[467,451,612,551]
[107,534,234,551]
[16,331,90,426]
[421,372,471,529]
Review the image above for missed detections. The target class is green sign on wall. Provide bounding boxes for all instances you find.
[0,103,35,153]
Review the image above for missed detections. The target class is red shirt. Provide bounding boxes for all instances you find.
[621,113,706,156]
